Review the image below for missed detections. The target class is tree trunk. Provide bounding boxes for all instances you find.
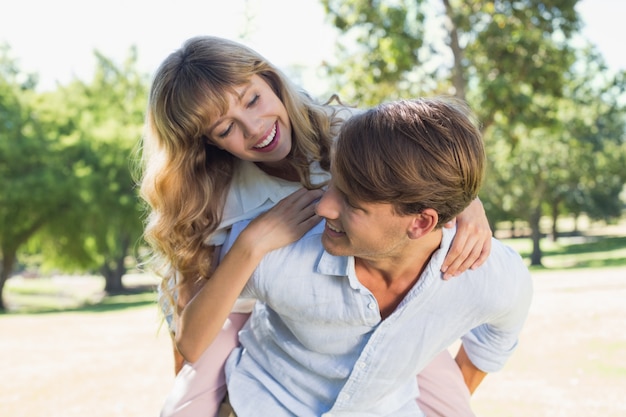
[551,201,560,242]
[102,255,126,294]
[573,213,580,233]
[0,248,17,311]
[102,236,130,294]
[529,207,543,266]
[443,0,467,100]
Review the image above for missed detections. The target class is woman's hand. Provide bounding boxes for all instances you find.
[238,188,324,256]
[441,198,492,279]
[176,188,323,363]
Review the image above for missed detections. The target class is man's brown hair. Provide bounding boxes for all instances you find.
[332,97,485,227]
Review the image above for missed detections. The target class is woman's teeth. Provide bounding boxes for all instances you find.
[254,124,277,149]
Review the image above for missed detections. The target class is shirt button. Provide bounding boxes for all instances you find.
[368,302,376,310]
[357,361,367,369]
[339,392,351,401]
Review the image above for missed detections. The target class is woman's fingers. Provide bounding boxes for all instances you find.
[242,188,324,253]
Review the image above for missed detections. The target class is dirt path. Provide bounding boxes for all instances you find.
[472,266,626,416]
[1,267,625,417]
[0,306,172,417]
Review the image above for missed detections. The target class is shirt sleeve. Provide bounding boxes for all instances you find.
[460,263,533,373]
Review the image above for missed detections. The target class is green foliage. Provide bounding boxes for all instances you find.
[321,0,432,105]
[464,0,579,130]
[0,46,93,309]
[0,44,150,309]
[321,0,625,266]
[39,48,150,292]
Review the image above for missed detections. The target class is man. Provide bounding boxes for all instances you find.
[166,98,533,417]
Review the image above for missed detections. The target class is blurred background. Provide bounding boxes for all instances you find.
[1,0,624,416]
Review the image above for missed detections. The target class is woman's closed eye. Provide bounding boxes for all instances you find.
[218,123,233,138]
[247,94,260,108]
[216,94,260,138]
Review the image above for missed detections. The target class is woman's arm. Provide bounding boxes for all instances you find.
[171,276,207,373]
[171,336,185,374]
[441,197,492,279]
[175,188,323,363]
[455,344,488,395]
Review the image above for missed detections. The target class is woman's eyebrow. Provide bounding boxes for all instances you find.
[207,84,251,133]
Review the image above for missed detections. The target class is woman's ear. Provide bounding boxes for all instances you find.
[406,209,439,240]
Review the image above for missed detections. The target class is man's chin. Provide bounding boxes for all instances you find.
[322,241,349,257]
[321,236,341,256]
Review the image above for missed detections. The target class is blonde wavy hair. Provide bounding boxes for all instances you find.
[137,36,345,324]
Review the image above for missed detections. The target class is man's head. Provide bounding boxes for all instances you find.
[316,98,485,258]
[334,97,484,226]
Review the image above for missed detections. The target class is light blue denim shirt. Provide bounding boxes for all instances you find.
[224,221,533,417]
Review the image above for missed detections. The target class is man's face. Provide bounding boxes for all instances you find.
[315,182,413,261]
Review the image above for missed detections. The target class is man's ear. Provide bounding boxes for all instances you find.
[407,208,439,240]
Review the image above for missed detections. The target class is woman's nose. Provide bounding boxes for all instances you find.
[242,118,263,139]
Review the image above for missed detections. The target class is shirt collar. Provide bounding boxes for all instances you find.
[427,227,455,275]
[315,226,457,290]
[235,161,301,213]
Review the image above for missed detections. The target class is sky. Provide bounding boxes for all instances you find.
[0,0,623,94]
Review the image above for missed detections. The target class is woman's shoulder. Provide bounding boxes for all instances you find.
[220,161,302,220]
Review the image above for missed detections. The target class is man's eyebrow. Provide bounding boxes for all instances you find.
[207,84,251,133]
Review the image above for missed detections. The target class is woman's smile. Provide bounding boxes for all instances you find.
[252,122,279,152]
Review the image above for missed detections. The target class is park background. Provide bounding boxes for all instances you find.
[1,0,625,416]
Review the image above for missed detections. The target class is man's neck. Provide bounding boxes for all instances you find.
[354,229,442,319]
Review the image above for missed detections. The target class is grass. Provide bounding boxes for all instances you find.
[3,228,624,314]
[2,274,158,315]
[501,235,626,270]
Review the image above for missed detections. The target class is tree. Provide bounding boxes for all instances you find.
[32,48,149,293]
[320,1,626,266]
[0,45,89,309]
[74,48,149,293]
[0,45,150,309]
[482,47,626,265]
[320,0,579,108]
[560,49,626,224]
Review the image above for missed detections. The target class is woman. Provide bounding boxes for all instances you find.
[139,35,491,416]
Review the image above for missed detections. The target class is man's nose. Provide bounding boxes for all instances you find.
[315,187,339,219]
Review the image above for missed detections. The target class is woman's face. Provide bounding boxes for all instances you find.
[206,75,292,166]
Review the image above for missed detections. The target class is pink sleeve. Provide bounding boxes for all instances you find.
[160,313,250,417]
[416,349,476,417]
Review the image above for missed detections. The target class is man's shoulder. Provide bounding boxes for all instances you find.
[270,222,326,258]
[478,237,533,299]
[454,237,531,296]
[488,237,528,272]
